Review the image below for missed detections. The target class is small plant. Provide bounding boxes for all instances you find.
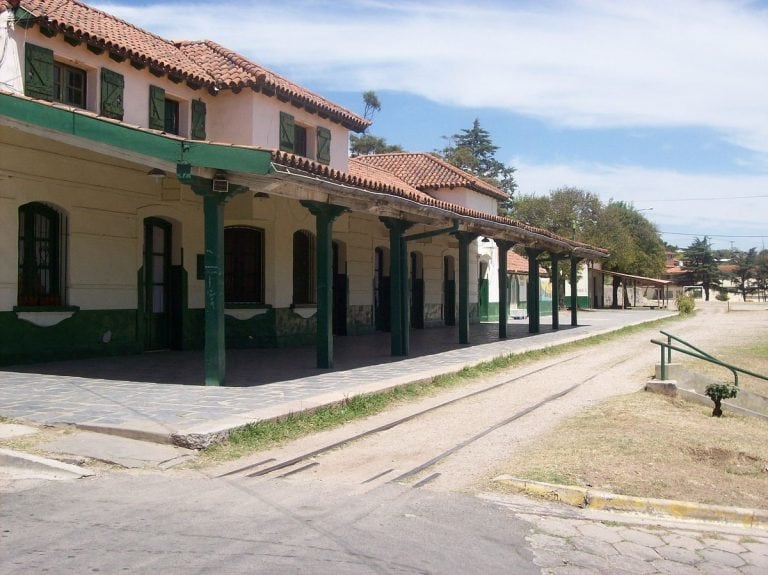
[704,383,738,417]
[676,294,696,314]
[715,291,730,301]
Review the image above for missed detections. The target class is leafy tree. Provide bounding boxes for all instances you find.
[350,91,403,156]
[512,187,602,241]
[513,192,665,308]
[361,90,381,123]
[592,202,666,307]
[350,134,403,155]
[437,119,516,211]
[755,250,768,302]
[731,248,757,301]
[682,237,720,301]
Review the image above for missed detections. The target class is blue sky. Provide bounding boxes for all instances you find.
[95,0,768,251]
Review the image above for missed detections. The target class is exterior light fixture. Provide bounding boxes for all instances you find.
[147,168,166,180]
[212,172,229,193]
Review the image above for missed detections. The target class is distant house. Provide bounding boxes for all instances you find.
[0,0,607,384]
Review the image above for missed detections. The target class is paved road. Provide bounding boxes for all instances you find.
[2,472,766,575]
[3,303,768,574]
[490,493,768,575]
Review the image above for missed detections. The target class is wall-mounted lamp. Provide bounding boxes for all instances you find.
[481,236,491,243]
[147,168,166,180]
[212,172,229,193]
[253,192,270,200]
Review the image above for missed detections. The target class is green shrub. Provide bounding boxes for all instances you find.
[705,383,738,417]
[676,294,696,314]
[715,291,729,301]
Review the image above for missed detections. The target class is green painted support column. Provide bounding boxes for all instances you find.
[455,232,478,344]
[526,248,542,334]
[202,193,227,386]
[381,217,413,356]
[495,240,516,339]
[302,201,347,369]
[551,254,560,330]
[186,174,247,386]
[399,235,410,351]
[571,256,582,326]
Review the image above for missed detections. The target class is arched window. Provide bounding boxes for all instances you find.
[293,230,316,304]
[224,227,265,304]
[18,202,65,306]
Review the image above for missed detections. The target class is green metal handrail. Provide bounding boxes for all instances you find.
[659,330,716,363]
[651,334,768,387]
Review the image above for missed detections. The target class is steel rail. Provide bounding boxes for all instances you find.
[217,353,585,479]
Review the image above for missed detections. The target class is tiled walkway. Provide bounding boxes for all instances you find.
[0,310,673,445]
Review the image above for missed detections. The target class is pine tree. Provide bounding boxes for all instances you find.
[438,119,517,205]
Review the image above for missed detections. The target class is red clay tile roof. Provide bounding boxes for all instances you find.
[176,41,368,131]
[507,251,530,273]
[274,151,609,256]
[352,152,509,201]
[348,159,433,201]
[17,0,368,130]
[18,0,212,83]
[506,251,548,275]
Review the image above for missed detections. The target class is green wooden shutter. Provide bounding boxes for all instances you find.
[316,127,331,164]
[100,68,124,120]
[148,85,165,130]
[191,99,207,140]
[24,43,54,101]
[279,112,295,152]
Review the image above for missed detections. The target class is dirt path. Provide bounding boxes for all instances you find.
[213,301,768,494]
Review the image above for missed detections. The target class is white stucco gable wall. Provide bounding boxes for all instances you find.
[429,186,498,215]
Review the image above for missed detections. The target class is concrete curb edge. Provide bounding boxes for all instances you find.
[493,476,768,529]
[0,447,95,478]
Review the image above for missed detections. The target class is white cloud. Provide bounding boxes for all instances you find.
[96,0,768,156]
[513,158,768,249]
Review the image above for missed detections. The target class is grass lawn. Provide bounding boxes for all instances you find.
[491,391,768,509]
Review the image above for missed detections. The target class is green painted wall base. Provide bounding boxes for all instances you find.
[0,309,141,365]
[479,302,500,322]
[564,296,590,308]
[2,300,499,366]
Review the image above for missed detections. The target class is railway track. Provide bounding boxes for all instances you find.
[218,351,636,488]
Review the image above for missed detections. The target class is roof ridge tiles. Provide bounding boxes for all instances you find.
[20,1,367,128]
[175,39,368,131]
[352,151,508,200]
[277,150,611,254]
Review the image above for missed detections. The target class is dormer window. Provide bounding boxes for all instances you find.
[293,124,307,157]
[164,98,179,135]
[279,112,331,164]
[53,62,86,108]
[24,43,87,110]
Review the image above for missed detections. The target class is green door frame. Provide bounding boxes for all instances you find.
[142,218,172,350]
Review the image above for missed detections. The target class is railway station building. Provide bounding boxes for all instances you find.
[0,0,607,385]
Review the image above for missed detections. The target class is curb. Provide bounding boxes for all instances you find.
[494,476,768,529]
[165,312,681,449]
[0,447,95,479]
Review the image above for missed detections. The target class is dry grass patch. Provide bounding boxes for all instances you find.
[493,391,768,509]
[677,312,768,397]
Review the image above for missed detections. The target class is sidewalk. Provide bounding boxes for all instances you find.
[0,309,674,448]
